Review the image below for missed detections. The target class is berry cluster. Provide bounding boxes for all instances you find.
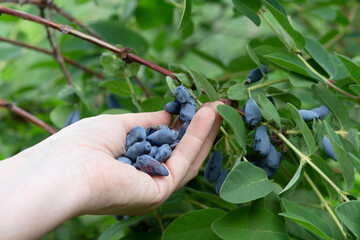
[204,151,229,194]
[299,105,329,121]
[116,86,196,176]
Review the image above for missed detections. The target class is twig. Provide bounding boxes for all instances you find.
[133,75,151,97]
[0,6,176,79]
[39,6,74,86]
[0,36,103,79]
[0,99,57,134]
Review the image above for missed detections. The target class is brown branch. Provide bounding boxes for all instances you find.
[0,36,103,79]
[0,6,176,79]
[0,99,57,134]
[133,75,152,98]
[39,6,74,86]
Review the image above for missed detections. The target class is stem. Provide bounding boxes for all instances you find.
[154,210,164,233]
[267,124,350,202]
[247,78,289,91]
[168,0,183,9]
[259,10,294,52]
[286,129,360,136]
[0,36,103,79]
[133,75,151,98]
[0,6,176,79]
[187,198,209,209]
[304,172,347,239]
[123,70,135,95]
[0,99,57,134]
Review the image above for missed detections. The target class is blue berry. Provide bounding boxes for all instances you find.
[155,144,172,162]
[264,145,281,169]
[106,94,121,109]
[180,102,196,123]
[177,122,189,141]
[125,126,147,150]
[117,156,132,165]
[64,110,80,127]
[147,128,178,146]
[216,169,228,194]
[245,65,267,84]
[311,105,329,120]
[135,155,169,176]
[146,126,158,136]
[124,141,152,161]
[174,85,191,104]
[244,98,261,126]
[322,136,337,161]
[299,110,319,122]
[170,140,179,149]
[254,126,271,156]
[158,124,169,130]
[164,100,181,115]
[148,146,159,158]
[263,165,276,178]
[204,152,223,183]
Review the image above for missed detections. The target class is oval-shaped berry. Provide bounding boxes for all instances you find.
[146,126,158,136]
[244,98,261,126]
[148,146,159,158]
[135,155,169,176]
[125,126,147,150]
[177,122,189,140]
[322,136,337,161]
[263,165,276,178]
[298,109,319,122]
[216,169,228,194]
[254,126,271,156]
[180,102,196,123]
[245,65,267,84]
[164,100,181,115]
[147,128,177,146]
[158,124,169,130]
[170,140,179,149]
[117,156,132,165]
[311,105,329,120]
[64,110,80,127]
[265,145,281,169]
[124,141,152,160]
[155,144,172,162]
[204,151,223,183]
[106,94,121,109]
[174,85,191,104]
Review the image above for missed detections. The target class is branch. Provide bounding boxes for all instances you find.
[133,75,151,98]
[0,99,57,134]
[0,36,103,79]
[39,6,74,86]
[0,6,176,79]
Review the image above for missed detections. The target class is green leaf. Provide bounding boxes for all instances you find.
[288,72,316,87]
[99,80,141,97]
[246,45,266,77]
[162,208,225,240]
[50,105,75,128]
[305,37,337,78]
[264,53,321,81]
[346,128,359,151]
[287,103,317,156]
[227,83,248,101]
[228,55,257,73]
[220,161,273,204]
[232,0,261,26]
[262,0,305,50]
[349,84,360,96]
[100,52,124,76]
[174,73,193,87]
[257,93,281,128]
[280,161,305,197]
[324,121,355,190]
[335,201,360,239]
[217,105,246,150]
[336,54,360,85]
[166,76,176,92]
[212,206,288,240]
[279,199,333,240]
[185,68,219,101]
[98,216,146,240]
[178,0,192,31]
[312,84,351,128]
[131,93,142,112]
[140,97,164,112]
[268,87,301,109]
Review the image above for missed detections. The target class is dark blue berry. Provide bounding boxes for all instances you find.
[148,146,159,158]
[135,155,169,176]
[155,144,172,162]
[125,126,147,150]
[245,65,267,84]
[124,141,152,161]
[254,126,271,156]
[180,102,196,123]
[244,98,261,126]
[311,105,329,120]
[147,128,178,146]
[204,152,223,183]
[216,169,228,194]
[117,156,132,165]
[64,110,80,127]
[158,124,169,130]
[263,165,276,178]
[164,100,181,115]
[177,122,189,140]
[264,145,281,169]
[174,85,191,104]
[299,110,319,122]
[146,126,158,136]
[170,140,179,149]
[322,136,337,161]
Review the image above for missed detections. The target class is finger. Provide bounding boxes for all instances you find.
[164,106,216,190]
[177,101,224,188]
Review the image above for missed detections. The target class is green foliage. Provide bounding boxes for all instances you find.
[1,0,360,239]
